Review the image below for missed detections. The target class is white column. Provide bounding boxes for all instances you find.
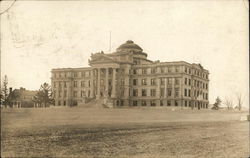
[96,68,100,99]
[105,68,109,91]
[156,78,160,97]
[165,78,167,98]
[172,78,175,98]
[111,68,116,98]
[90,70,94,98]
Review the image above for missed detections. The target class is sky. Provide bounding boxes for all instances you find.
[1,0,249,108]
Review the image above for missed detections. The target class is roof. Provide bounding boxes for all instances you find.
[116,40,143,52]
[9,88,38,101]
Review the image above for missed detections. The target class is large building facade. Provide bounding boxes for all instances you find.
[51,40,209,109]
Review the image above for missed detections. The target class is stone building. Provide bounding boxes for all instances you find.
[51,40,209,109]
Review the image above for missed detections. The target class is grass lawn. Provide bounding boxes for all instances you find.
[1,107,249,158]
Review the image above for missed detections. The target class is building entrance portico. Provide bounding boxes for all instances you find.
[94,66,118,99]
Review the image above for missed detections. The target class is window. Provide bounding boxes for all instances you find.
[160,100,163,106]
[175,100,178,106]
[185,67,188,73]
[81,81,85,87]
[81,91,85,97]
[185,101,187,107]
[174,88,179,97]
[64,82,67,88]
[161,67,165,73]
[58,101,61,106]
[189,69,191,74]
[86,71,90,77]
[100,79,104,86]
[121,79,125,85]
[133,101,138,106]
[206,84,208,89]
[206,93,208,100]
[167,100,171,106]
[185,78,187,85]
[150,100,156,106]
[160,88,165,97]
[73,91,77,97]
[142,68,147,74]
[59,73,62,78]
[142,79,147,85]
[151,78,156,85]
[64,90,67,97]
[133,69,137,74]
[63,101,66,106]
[133,79,138,86]
[188,79,191,86]
[142,100,147,106]
[151,68,156,74]
[167,88,172,97]
[150,89,156,97]
[73,81,78,88]
[119,68,124,74]
[175,66,180,73]
[142,89,147,96]
[167,78,172,85]
[175,78,180,85]
[168,67,172,73]
[133,89,138,97]
[88,81,91,87]
[81,71,85,77]
[73,72,78,77]
[188,89,191,97]
[184,89,187,97]
[160,78,165,85]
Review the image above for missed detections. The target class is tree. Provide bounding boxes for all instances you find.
[236,93,243,111]
[224,97,233,110]
[1,75,9,107]
[33,83,54,107]
[212,97,222,110]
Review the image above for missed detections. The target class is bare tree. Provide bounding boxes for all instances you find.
[224,97,233,110]
[236,93,243,111]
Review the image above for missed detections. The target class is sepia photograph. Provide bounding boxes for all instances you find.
[0,0,249,157]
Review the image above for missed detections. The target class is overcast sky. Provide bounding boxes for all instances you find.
[1,1,249,107]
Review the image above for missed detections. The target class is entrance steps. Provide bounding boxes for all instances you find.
[77,98,114,108]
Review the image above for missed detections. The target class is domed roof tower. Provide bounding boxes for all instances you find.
[116,40,143,52]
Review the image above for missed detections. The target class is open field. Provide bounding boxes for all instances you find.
[1,107,249,158]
